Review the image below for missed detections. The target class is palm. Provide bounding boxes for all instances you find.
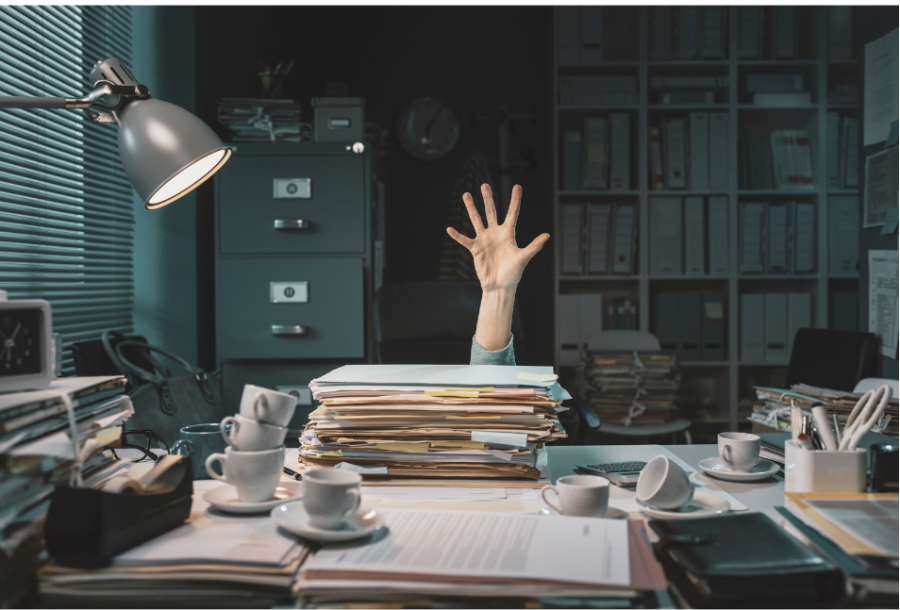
[447,184,549,291]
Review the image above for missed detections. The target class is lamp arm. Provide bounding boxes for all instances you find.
[0,83,149,111]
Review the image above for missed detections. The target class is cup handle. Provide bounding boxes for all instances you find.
[341,488,361,520]
[253,394,269,423]
[221,416,239,448]
[170,439,192,456]
[721,444,735,469]
[205,453,229,483]
[540,485,563,514]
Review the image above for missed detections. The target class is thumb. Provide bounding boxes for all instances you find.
[521,233,550,262]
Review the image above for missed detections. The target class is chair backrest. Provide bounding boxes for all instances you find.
[587,330,661,353]
[785,328,878,392]
[374,281,527,364]
[853,377,899,398]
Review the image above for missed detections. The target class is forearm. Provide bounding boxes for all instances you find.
[474,287,516,352]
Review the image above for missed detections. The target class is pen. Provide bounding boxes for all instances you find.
[283,466,303,481]
[832,413,843,444]
[811,403,837,450]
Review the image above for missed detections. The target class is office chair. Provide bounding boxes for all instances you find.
[785,328,878,392]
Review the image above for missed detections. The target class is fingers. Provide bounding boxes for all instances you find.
[446,227,474,250]
[462,192,486,233]
[521,233,550,263]
[505,184,523,227]
[481,183,498,227]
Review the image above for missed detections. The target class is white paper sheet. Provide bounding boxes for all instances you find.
[864,27,899,146]
[863,147,899,228]
[305,508,630,588]
[806,498,899,557]
[313,365,557,388]
[868,250,899,358]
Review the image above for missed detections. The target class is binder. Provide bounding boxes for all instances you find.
[580,294,604,348]
[657,293,680,352]
[708,112,729,192]
[826,112,841,189]
[580,7,604,64]
[792,201,816,274]
[828,7,853,61]
[559,294,581,366]
[678,292,702,362]
[684,197,706,276]
[609,113,630,191]
[650,197,682,276]
[688,113,710,191]
[767,202,789,274]
[737,7,762,59]
[700,7,726,59]
[586,203,612,274]
[701,293,726,361]
[611,203,636,275]
[583,117,608,190]
[662,116,686,189]
[676,7,699,59]
[707,197,729,275]
[786,293,811,361]
[562,130,582,191]
[764,293,788,363]
[828,197,858,275]
[557,7,581,64]
[772,7,798,59]
[650,7,674,60]
[649,126,665,191]
[843,117,859,188]
[741,293,765,362]
[561,203,583,274]
[740,202,765,274]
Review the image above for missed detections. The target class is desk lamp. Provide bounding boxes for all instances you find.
[0,58,231,209]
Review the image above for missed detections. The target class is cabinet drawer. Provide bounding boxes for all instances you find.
[218,155,365,254]
[216,258,364,360]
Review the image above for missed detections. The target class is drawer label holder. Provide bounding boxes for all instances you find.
[270,281,309,303]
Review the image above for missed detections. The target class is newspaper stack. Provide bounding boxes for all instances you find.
[299,365,570,480]
[583,352,680,426]
[216,98,307,143]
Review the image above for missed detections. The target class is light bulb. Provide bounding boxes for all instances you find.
[146,148,231,209]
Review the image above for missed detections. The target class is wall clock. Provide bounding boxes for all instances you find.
[395,98,460,161]
[0,292,53,393]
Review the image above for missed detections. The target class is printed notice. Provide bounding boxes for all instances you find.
[864,28,899,146]
[868,250,899,358]
[863,147,899,228]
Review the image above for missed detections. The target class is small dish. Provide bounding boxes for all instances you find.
[271,503,385,542]
[698,457,780,482]
[636,490,730,519]
[537,507,628,519]
[204,481,302,514]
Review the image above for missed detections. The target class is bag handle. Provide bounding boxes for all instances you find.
[102,330,172,382]
[114,341,218,408]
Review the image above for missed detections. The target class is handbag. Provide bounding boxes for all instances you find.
[72,331,163,390]
[113,340,227,445]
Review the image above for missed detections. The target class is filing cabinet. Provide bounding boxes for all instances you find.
[215,143,375,424]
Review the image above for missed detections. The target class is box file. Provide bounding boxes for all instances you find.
[741,293,765,362]
[586,203,612,274]
[843,117,859,188]
[562,130,582,191]
[786,293,811,361]
[738,7,762,59]
[764,293,788,363]
[767,202,789,274]
[650,7,674,60]
[663,117,687,189]
[708,113,729,192]
[676,7,699,59]
[678,292,702,361]
[700,7,726,59]
[772,7,798,59]
[557,7,581,64]
[707,197,729,275]
[649,127,664,191]
[580,294,604,347]
[740,202,765,274]
[559,294,581,366]
[828,7,853,61]
[611,203,636,275]
[828,197,858,274]
[657,293,680,353]
[701,293,726,361]
[826,113,841,189]
[580,7,604,64]
[792,202,816,274]
[561,203,583,274]
[609,113,630,191]
[688,113,710,191]
[650,197,682,276]
[684,197,706,276]
[583,117,608,190]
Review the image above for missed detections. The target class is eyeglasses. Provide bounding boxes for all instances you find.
[111,429,170,463]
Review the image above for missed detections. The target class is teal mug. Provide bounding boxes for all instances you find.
[171,423,232,480]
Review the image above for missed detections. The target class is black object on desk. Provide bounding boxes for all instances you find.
[44,457,194,568]
[870,443,899,492]
[650,513,845,608]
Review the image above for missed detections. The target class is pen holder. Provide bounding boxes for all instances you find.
[784,441,866,493]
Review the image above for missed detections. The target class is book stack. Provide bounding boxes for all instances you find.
[299,365,570,481]
[746,73,811,106]
[558,76,638,107]
[739,129,815,191]
[583,353,681,426]
[216,98,307,143]
[827,113,859,189]
[0,377,130,606]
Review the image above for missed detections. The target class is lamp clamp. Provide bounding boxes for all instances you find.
[79,81,150,123]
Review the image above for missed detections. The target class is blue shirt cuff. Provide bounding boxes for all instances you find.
[470,334,516,366]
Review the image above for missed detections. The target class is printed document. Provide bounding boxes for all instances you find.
[864,28,899,146]
[863,147,899,228]
[806,498,899,557]
[868,250,899,358]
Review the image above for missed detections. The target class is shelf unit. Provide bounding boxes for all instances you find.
[552,7,860,432]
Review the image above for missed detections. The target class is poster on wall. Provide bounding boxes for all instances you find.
[863,147,900,228]
[868,249,899,358]
[864,27,899,146]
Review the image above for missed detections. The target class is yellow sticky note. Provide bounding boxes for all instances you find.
[704,302,724,320]
[430,440,486,449]
[321,450,343,457]
[587,144,606,163]
[93,426,122,446]
[374,442,430,453]
[516,372,558,383]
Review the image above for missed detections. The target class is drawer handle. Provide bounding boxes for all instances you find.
[271,325,309,337]
[274,219,309,230]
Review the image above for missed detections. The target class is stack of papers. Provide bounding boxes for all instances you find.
[584,353,681,425]
[753,385,899,436]
[216,98,307,143]
[295,508,667,606]
[300,365,570,480]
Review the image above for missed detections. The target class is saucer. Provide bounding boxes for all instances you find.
[698,457,780,482]
[537,507,628,519]
[271,503,385,542]
[204,481,303,514]
[636,490,730,519]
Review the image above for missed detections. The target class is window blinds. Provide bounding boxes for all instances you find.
[0,6,134,374]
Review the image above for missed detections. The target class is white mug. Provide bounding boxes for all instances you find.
[636,455,694,510]
[541,475,609,518]
[718,432,760,472]
[220,414,288,451]
[302,469,362,530]
[205,445,285,503]
[240,384,297,427]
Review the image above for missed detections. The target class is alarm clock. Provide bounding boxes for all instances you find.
[395,97,460,161]
[0,291,54,393]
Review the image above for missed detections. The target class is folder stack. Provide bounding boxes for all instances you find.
[299,365,570,480]
[583,353,681,425]
[217,98,306,143]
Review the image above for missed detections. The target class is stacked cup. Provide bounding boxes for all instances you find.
[205,385,297,503]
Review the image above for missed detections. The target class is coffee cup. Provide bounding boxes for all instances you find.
[541,475,609,518]
[718,432,760,472]
[302,469,362,530]
[220,414,288,451]
[636,455,694,510]
[171,422,232,481]
[240,384,297,427]
[205,445,285,503]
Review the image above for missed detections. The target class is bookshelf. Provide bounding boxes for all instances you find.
[552,7,860,437]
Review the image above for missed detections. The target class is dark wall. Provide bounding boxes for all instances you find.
[194,6,555,367]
